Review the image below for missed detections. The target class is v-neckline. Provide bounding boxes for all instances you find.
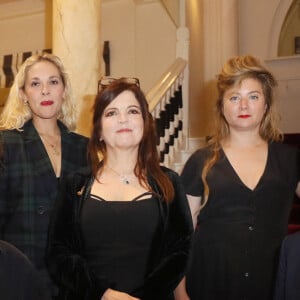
[221,145,269,192]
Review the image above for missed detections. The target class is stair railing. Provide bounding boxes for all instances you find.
[0,49,52,88]
[146,57,187,167]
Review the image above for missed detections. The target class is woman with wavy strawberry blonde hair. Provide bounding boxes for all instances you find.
[177,55,300,300]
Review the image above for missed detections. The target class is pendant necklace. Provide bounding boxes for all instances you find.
[39,133,61,156]
[106,165,134,185]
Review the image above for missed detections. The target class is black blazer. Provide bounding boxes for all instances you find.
[46,166,193,300]
[274,231,300,300]
[0,119,89,295]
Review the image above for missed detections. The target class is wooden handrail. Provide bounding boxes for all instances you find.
[146,57,187,112]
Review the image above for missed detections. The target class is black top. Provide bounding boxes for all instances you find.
[181,142,300,300]
[46,167,193,300]
[81,193,159,294]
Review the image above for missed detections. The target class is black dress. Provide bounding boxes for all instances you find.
[181,142,300,300]
[80,192,159,295]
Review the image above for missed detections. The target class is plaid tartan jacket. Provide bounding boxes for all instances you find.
[0,119,89,294]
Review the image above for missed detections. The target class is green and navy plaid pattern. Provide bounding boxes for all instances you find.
[0,119,88,292]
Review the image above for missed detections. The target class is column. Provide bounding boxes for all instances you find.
[203,0,238,82]
[201,0,238,135]
[52,0,101,136]
[176,0,190,141]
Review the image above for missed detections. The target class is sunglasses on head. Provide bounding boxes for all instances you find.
[98,77,140,93]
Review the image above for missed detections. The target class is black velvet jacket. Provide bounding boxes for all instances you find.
[46,166,193,300]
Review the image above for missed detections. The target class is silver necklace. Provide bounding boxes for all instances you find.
[106,165,134,185]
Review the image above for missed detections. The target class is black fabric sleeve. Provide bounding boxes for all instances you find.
[271,142,300,193]
[45,173,113,299]
[180,149,207,197]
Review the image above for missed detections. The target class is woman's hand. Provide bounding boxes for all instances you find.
[101,288,140,300]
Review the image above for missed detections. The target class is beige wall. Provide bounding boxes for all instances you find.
[0,0,176,135]
[135,2,176,93]
[238,0,296,59]
[100,1,136,79]
[0,0,299,135]
[0,0,51,55]
[161,0,180,26]
[0,1,176,94]
[101,0,177,93]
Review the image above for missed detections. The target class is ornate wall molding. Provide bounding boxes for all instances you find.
[268,0,294,58]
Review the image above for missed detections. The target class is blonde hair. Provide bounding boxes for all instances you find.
[0,53,77,131]
[202,55,282,207]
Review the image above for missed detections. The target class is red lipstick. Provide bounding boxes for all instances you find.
[41,100,54,106]
[238,115,250,118]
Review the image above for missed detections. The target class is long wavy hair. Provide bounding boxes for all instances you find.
[88,78,174,202]
[0,53,77,131]
[201,55,282,207]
